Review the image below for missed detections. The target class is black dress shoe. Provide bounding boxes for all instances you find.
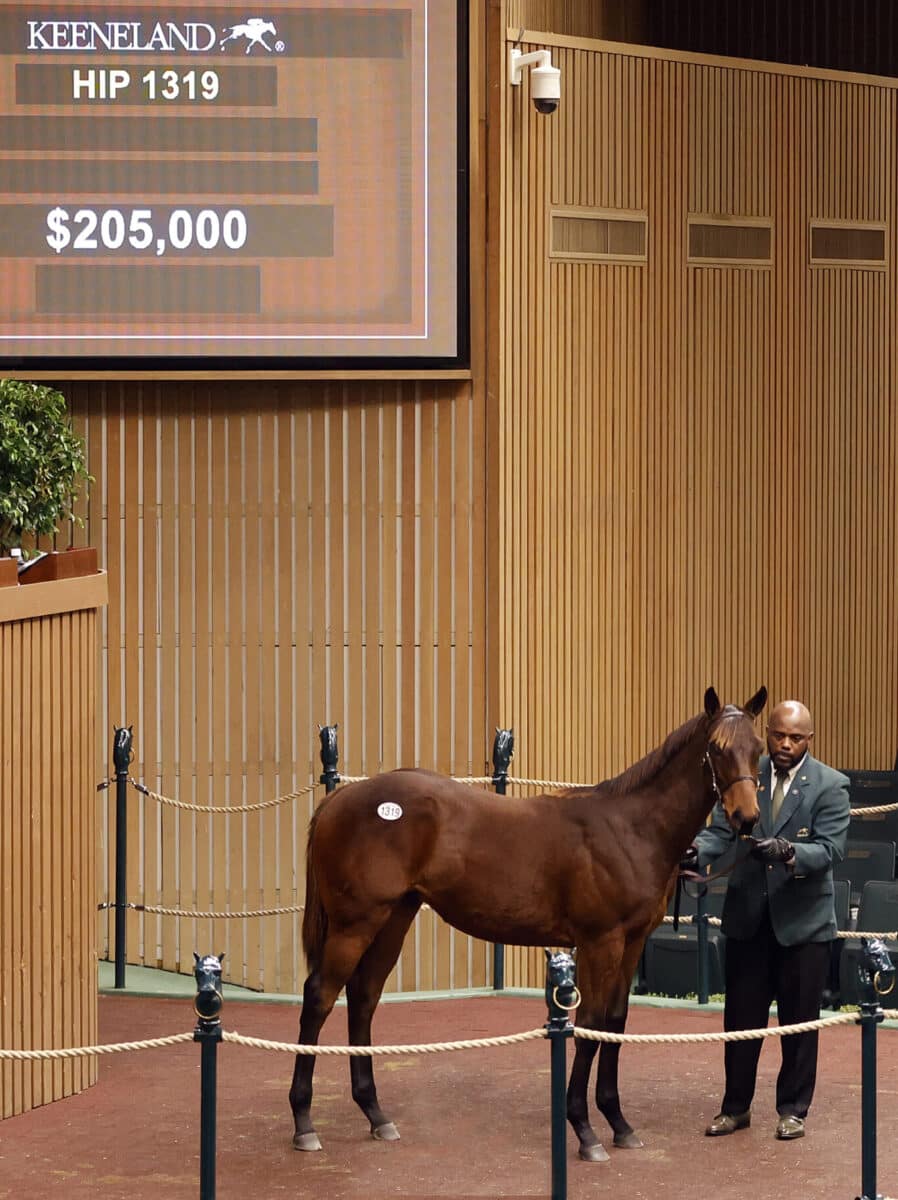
[705,1111,751,1136]
[775,1115,805,1140]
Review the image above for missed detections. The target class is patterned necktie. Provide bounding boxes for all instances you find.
[771,770,788,823]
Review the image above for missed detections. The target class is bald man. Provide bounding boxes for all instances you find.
[690,700,849,1141]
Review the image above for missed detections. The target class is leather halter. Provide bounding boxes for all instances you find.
[702,748,758,811]
[673,749,759,911]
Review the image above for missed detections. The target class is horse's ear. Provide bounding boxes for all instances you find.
[544,948,551,963]
[193,951,200,965]
[743,686,767,718]
[703,687,721,717]
[217,952,225,964]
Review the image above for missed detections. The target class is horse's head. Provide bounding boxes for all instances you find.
[703,686,766,835]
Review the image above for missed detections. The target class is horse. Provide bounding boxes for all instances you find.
[219,19,277,53]
[290,685,766,1161]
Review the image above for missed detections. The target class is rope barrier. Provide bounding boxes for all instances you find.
[127,779,319,813]
[572,1012,859,1044]
[110,768,898,817]
[222,1029,548,1055]
[0,1033,194,1060]
[660,914,897,939]
[98,901,304,919]
[5,1008,898,1062]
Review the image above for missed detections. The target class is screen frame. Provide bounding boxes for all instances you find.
[0,0,470,378]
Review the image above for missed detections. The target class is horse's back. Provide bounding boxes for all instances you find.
[308,770,482,894]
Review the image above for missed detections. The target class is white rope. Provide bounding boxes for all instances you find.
[6,1008,898,1062]
[223,1029,547,1055]
[131,781,320,813]
[99,901,304,919]
[659,915,897,939]
[573,1011,859,1044]
[851,802,898,816]
[0,1033,194,1060]
[662,914,723,927]
[322,774,583,790]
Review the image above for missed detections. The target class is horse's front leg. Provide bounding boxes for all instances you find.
[594,947,645,1149]
[566,1037,608,1161]
[566,941,623,1162]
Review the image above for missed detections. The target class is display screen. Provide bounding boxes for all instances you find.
[0,0,467,369]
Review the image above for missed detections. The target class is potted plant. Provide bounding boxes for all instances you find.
[0,379,92,584]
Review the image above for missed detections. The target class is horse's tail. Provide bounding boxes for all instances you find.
[301,802,330,970]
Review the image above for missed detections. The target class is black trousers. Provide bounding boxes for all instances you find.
[721,908,830,1118]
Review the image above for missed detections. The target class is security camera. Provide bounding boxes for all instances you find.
[509,47,561,115]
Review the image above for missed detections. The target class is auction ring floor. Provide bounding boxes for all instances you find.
[0,971,895,1200]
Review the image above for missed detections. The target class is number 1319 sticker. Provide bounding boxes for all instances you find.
[377,802,403,821]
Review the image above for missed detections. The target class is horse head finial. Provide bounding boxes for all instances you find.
[544,949,580,1023]
[193,951,225,1025]
[113,725,133,772]
[859,936,895,1002]
[492,727,515,776]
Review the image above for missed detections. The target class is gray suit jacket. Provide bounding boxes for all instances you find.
[694,753,850,946]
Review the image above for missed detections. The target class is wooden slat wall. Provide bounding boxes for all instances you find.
[500,34,898,986]
[69,380,489,995]
[0,606,99,1117]
[507,1,648,43]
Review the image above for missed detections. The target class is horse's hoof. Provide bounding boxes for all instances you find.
[292,1131,323,1152]
[613,1131,644,1149]
[371,1122,400,1142]
[578,1142,610,1162]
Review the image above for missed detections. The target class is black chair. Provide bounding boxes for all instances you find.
[642,879,727,998]
[844,770,898,863]
[838,880,898,1006]
[822,878,851,1009]
[833,840,895,909]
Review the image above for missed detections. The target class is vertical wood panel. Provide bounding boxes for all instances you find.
[1,601,100,1117]
[499,35,898,985]
[75,379,486,995]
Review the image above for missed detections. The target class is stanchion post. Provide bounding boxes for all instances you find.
[318,724,341,794]
[695,884,709,1005]
[194,952,224,1200]
[112,725,132,990]
[854,937,894,1200]
[490,727,514,991]
[545,950,577,1200]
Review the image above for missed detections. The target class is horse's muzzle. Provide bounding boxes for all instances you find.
[731,812,758,836]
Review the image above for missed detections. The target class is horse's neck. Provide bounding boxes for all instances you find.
[652,727,715,851]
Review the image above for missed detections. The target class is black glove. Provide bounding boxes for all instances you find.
[749,836,795,864]
[679,844,700,873]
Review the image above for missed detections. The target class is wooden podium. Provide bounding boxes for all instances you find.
[0,555,108,1118]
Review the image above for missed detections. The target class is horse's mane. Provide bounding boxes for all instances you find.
[556,705,745,800]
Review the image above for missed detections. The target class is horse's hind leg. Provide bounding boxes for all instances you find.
[595,946,645,1150]
[290,925,380,1151]
[346,894,421,1141]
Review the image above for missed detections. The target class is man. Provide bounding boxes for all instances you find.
[687,699,849,1141]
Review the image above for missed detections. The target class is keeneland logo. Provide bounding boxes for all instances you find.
[25,16,283,53]
[219,18,279,53]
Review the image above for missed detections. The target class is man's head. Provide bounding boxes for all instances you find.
[766,700,814,772]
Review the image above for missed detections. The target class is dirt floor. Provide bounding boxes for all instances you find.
[1,990,896,1200]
